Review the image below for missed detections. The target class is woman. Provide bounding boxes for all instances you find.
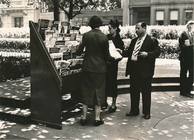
[77,16,109,126]
[105,19,124,113]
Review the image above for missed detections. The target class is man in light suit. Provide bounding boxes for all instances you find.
[179,20,194,98]
[125,22,160,119]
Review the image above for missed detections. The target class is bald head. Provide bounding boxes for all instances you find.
[135,22,147,38]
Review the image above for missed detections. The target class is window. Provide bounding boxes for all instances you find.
[14,17,23,28]
[13,0,22,5]
[170,10,178,25]
[156,10,164,25]
[185,9,193,24]
[27,0,34,5]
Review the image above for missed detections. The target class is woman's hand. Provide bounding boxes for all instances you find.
[116,48,122,54]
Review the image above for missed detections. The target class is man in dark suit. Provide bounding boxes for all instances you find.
[125,22,160,119]
[179,20,194,98]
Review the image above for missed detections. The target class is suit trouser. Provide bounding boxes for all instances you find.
[180,59,193,95]
[130,75,152,115]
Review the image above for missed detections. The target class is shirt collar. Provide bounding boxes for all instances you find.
[138,33,147,42]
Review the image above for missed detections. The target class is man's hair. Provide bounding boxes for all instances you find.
[140,22,147,29]
[88,16,102,29]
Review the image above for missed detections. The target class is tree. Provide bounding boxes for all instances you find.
[59,0,121,23]
[58,0,121,33]
[43,0,60,22]
[0,0,10,6]
[95,0,121,11]
[59,0,97,32]
[41,0,121,33]
[53,0,60,21]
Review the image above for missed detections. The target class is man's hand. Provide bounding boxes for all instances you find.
[138,51,148,58]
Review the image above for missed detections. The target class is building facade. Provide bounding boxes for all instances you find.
[71,8,123,26]
[1,0,193,28]
[122,0,194,25]
[0,0,122,28]
[0,0,48,28]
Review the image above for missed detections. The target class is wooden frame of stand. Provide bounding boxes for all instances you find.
[30,21,81,129]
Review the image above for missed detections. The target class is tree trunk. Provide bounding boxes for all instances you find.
[53,0,60,21]
[67,18,71,34]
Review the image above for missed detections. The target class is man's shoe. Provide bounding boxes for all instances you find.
[143,114,151,120]
[94,120,104,126]
[126,112,139,116]
[180,94,194,98]
[102,103,108,110]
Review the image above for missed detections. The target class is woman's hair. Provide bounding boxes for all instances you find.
[109,19,120,33]
[88,16,102,29]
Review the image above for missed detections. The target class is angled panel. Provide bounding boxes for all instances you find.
[30,21,62,129]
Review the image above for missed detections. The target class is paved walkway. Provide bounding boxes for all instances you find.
[0,59,193,140]
[1,92,193,140]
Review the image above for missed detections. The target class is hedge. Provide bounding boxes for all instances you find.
[0,56,30,82]
[0,33,181,82]
[80,25,186,40]
[0,38,30,52]
[0,28,29,38]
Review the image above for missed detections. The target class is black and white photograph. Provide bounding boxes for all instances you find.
[0,0,193,139]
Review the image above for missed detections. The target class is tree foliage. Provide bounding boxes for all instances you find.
[44,0,121,21]
[0,0,10,6]
[58,0,97,21]
[43,0,121,33]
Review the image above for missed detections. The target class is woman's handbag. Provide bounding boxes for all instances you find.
[108,40,122,60]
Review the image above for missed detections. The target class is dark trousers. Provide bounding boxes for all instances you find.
[180,59,193,95]
[130,75,152,115]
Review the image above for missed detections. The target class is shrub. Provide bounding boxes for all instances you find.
[0,56,30,82]
[0,38,30,52]
[0,28,29,38]
[79,25,185,40]
[159,39,179,59]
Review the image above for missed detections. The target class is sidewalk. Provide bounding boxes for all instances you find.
[0,59,193,140]
[1,92,193,140]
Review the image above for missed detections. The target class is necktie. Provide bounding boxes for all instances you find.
[191,32,194,45]
[133,39,142,56]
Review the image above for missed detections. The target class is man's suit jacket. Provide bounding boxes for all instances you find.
[178,31,193,63]
[125,35,160,78]
[78,29,109,73]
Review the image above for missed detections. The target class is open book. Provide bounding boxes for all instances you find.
[109,40,122,60]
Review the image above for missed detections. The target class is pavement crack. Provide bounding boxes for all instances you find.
[153,111,193,128]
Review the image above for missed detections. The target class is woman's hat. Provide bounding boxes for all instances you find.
[109,19,119,28]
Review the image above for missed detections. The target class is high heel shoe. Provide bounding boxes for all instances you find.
[108,106,117,113]
[94,120,104,126]
[102,102,108,110]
